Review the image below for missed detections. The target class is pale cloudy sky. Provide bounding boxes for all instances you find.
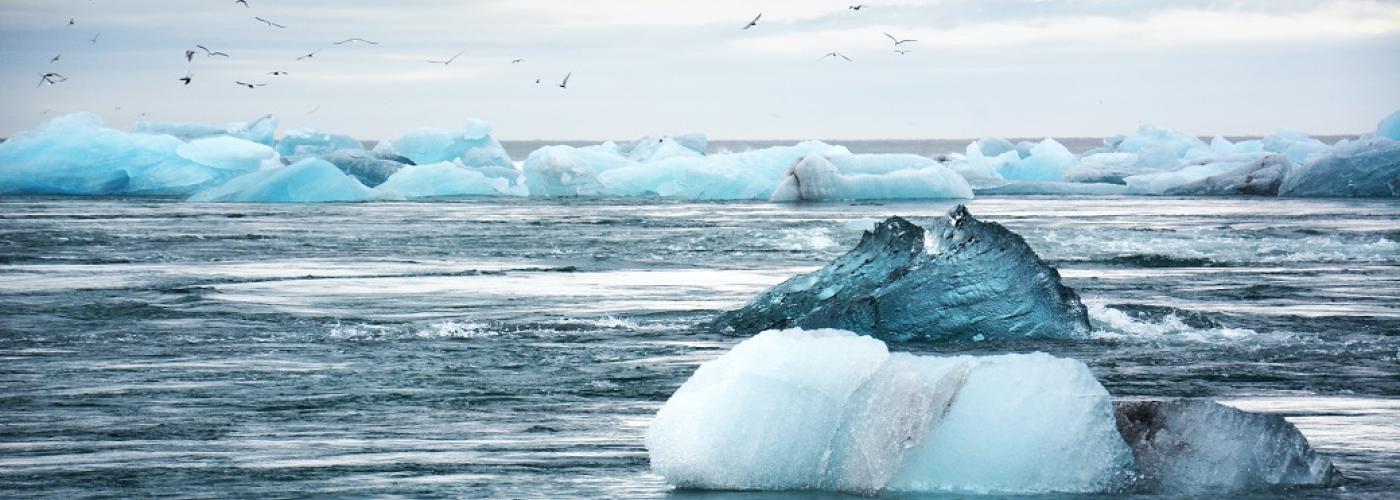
[1,0,1398,140]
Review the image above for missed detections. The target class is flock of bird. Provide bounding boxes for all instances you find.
[38,3,915,95]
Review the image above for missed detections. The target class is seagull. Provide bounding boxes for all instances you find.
[296,49,322,60]
[333,38,378,45]
[511,58,524,63]
[49,54,61,63]
[235,0,249,7]
[848,4,867,10]
[535,78,541,84]
[743,13,762,29]
[196,45,230,58]
[68,18,75,26]
[179,72,192,85]
[894,49,911,55]
[884,32,917,45]
[820,52,853,61]
[558,72,571,88]
[89,33,100,43]
[255,17,287,29]
[185,50,196,62]
[307,105,320,115]
[38,72,67,87]
[267,71,289,76]
[234,81,266,89]
[427,51,463,65]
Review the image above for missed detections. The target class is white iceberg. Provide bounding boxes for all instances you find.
[647,328,1132,495]
[769,154,972,201]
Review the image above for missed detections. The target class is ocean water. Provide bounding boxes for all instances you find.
[1,196,1397,498]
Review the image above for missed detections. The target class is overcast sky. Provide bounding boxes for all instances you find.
[1,0,1398,140]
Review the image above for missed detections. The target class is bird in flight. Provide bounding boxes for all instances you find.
[559,72,571,88]
[185,50,196,62]
[884,32,917,45]
[38,72,67,87]
[49,54,61,63]
[334,38,379,45]
[535,78,541,84]
[511,59,524,64]
[68,18,75,26]
[89,33,100,43]
[848,4,867,10]
[743,13,761,29]
[255,17,287,29]
[307,105,320,115]
[234,81,266,89]
[178,72,193,85]
[235,0,249,7]
[894,49,912,55]
[267,71,289,76]
[196,45,230,58]
[427,51,463,65]
[820,52,853,61]
[296,49,322,61]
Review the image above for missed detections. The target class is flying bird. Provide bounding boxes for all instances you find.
[38,72,67,87]
[848,4,867,10]
[235,0,249,7]
[427,51,463,65]
[196,45,230,57]
[307,105,320,115]
[535,78,541,84]
[234,81,266,89]
[89,33,100,43]
[743,13,761,29]
[185,50,196,62]
[68,18,75,26]
[820,52,853,61]
[178,72,193,85]
[511,58,524,63]
[255,17,286,28]
[296,49,322,60]
[558,72,571,88]
[333,38,378,45]
[884,32,917,45]
[267,71,289,76]
[49,54,61,63]
[894,49,912,55]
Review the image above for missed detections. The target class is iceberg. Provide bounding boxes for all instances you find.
[134,114,278,146]
[0,113,237,195]
[176,136,279,174]
[522,145,641,197]
[598,141,840,200]
[375,162,511,198]
[1279,138,1400,197]
[276,129,363,158]
[375,118,512,168]
[188,158,380,203]
[1161,153,1293,196]
[319,149,411,188]
[977,181,1130,196]
[999,138,1077,181]
[646,328,1133,495]
[712,206,1089,341]
[769,154,972,201]
[624,136,704,163]
[1378,109,1400,141]
[1114,400,1339,493]
[1065,152,1152,184]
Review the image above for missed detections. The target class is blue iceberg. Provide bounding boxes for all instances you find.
[188,158,380,203]
[1279,138,1400,197]
[768,153,972,201]
[374,118,512,169]
[712,206,1089,341]
[376,162,513,198]
[277,129,363,158]
[135,114,278,146]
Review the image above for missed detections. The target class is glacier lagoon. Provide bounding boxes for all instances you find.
[0,195,1397,498]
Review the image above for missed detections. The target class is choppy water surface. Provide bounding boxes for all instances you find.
[1,196,1397,498]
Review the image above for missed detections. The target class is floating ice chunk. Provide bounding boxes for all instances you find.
[626,136,705,163]
[1113,126,1210,158]
[826,153,939,175]
[998,138,1076,182]
[597,141,840,200]
[522,145,639,197]
[378,118,512,168]
[135,115,278,145]
[1122,153,1275,195]
[977,181,1130,196]
[1279,138,1400,197]
[375,162,510,198]
[188,158,380,203]
[1378,109,1400,141]
[672,133,708,155]
[1114,400,1339,493]
[320,149,410,187]
[769,154,972,201]
[1065,152,1146,184]
[1162,153,1293,196]
[176,136,279,174]
[0,113,230,195]
[646,328,1132,495]
[713,206,1089,341]
[974,137,1017,157]
[277,129,363,158]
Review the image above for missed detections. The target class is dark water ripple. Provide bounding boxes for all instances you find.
[0,196,1397,498]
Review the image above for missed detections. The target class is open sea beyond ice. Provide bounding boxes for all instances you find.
[1,194,1398,498]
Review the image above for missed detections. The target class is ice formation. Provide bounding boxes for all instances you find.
[1378,110,1400,142]
[277,129,363,158]
[1114,400,1339,493]
[1159,154,1293,196]
[188,158,380,203]
[318,150,410,188]
[769,154,972,201]
[376,162,510,198]
[1279,138,1400,197]
[647,329,1132,495]
[135,114,278,145]
[373,119,512,169]
[0,113,253,195]
[712,206,1089,341]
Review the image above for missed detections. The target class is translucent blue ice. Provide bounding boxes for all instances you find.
[277,129,363,158]
[188,158,379,203]
[1279,138,1400,197]
[768,154,972,201]
[376,162,512,198]
[1379,109,1400,141]
[375,118,512,169]
[135,115,278,145]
